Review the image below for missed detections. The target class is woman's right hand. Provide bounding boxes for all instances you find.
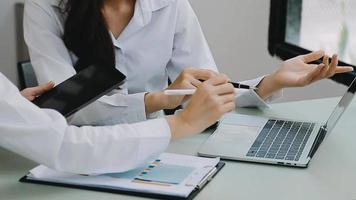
[145,68,218,114]
[166,75,236,140]
[164,68,218,109]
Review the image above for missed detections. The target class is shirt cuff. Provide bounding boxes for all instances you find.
[127,92,149,122]
[91,92,148,124]
[76,92,159,125]
[136,118,172,161]
[236,76,283,108]
[136,118,172,139]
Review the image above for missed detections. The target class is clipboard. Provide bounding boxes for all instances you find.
[19,161,225,200]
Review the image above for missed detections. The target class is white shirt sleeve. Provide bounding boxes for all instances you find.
[0,73,171,174]
[24,0,149,125]
[236,76,283,108]
[167,0,281,108]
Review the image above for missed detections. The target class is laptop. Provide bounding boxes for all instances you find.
[33,65,126,117]
[198,77,356,167]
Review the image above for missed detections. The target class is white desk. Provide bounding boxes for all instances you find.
[1,97,356,200]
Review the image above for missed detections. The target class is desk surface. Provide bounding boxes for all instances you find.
[1,97,356,200]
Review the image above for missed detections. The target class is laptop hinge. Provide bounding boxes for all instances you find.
[308,125,328,158]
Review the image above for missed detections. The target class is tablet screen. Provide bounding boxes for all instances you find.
[33,65,126,117]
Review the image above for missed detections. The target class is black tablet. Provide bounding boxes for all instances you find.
[33,65,126,117]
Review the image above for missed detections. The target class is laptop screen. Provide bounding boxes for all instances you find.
[325,77,356,133]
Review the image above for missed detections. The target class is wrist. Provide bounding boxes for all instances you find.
[145,92,167,114]
[257,74,283,100]
[267,73,284,90]
[166,113,195,140]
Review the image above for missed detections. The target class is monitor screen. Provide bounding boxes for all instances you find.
[269,0,356,86]
[286,0,356,66]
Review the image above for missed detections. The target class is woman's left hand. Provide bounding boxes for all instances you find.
[257,51,354,100]
[20,81,55,101]
[144,68,218,115]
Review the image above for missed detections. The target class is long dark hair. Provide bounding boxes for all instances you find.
[60,0,115,72]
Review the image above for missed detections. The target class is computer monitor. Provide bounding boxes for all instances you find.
[268,0,356,86]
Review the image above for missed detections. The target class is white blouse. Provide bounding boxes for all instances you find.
[0,73,171,174]
[24,0,280,126]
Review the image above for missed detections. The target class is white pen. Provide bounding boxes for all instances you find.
[164,88,245,96]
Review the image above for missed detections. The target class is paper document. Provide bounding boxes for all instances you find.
[27,153,220,198]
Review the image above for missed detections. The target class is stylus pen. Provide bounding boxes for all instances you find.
[164,88,246,96]
[198,79,257,90]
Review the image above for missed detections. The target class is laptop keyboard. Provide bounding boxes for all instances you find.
[246,120,315,161]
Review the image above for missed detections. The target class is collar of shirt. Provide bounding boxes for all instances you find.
[49,0,174,11]
[49,0,174,44]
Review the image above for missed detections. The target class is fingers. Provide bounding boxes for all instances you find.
[198,75,236,103]
[323,55,330,66]
[190,78,202,88]
[213,83,235,95]
[184,68,218,81]
[31,81,55,96]
[335,66,354,73]
[319,55,331,77]
[219,93,236,104]
[325,55,337,77]
[302,64,325,85]
[173,68,218,89]
[302,50,325,63]
[221,101,236,113]
[25,95,36,102]
[303,53,354,85]
[207,79,236,108]
[205,74,229,86]
[319,54,353,78]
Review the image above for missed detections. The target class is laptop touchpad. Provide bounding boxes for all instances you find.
[202,114,268,157]
[221,113,267,127]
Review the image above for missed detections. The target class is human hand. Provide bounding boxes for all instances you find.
[145,68,218,114]
[20,81,55,101]
[166,74,236,140]
[165,68,218,109]
[256,51,354,100]
[272,51,353,88]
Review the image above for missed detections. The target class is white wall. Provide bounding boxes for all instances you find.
[190,0,346,102]
[0,0,24,86]
[0,0,347,101]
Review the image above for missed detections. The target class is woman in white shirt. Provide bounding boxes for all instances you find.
[0,73,235,174]
[24,0,353,126]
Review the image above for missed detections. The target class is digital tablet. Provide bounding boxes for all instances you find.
[33,65,126,117]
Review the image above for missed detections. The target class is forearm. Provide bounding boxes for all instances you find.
[57,119,171,174]
[166,115,195,141]
[1,101,171,174]
[144,92,169,114]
